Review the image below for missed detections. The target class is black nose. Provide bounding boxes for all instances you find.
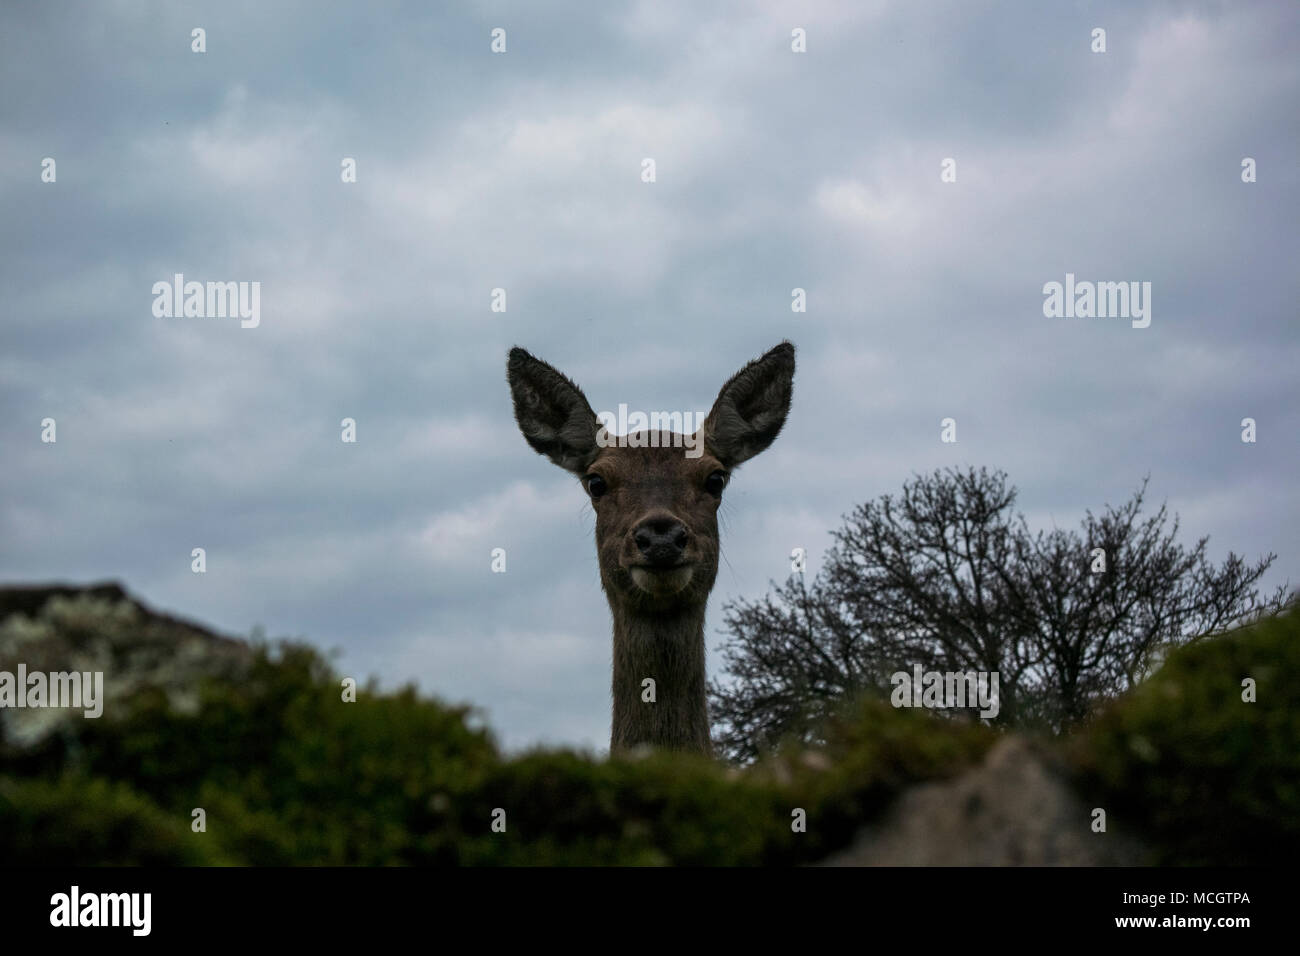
[634,517,689,566]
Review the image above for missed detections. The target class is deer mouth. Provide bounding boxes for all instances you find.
[628,563,695,595]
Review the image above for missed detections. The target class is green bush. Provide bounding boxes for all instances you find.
[2,593,1294,865]
[1072,607,1300,864]
[0,774,225,865]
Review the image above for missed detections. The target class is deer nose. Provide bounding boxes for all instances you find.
[633,517,689,567]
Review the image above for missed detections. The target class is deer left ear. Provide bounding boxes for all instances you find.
[701,341,795,468]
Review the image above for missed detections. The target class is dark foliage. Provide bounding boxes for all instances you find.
[710,467,1290,762]
[2,587,1294,866]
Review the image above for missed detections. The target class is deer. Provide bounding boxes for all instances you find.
[506,341,795,757]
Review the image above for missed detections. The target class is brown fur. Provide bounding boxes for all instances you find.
[507,342,795,755]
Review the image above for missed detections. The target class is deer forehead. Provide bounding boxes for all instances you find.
[588,440,724,488]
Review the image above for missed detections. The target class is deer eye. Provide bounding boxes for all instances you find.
[705,471,728,496]
[584,474,608,498]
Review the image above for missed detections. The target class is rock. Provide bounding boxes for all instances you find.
[0,581,252,748]
[821,736,1148,865]
[0,581,242,649]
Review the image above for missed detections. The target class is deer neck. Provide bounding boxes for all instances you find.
[609,601,711,756]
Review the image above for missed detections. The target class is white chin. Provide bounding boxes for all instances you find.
[630,566,693,594]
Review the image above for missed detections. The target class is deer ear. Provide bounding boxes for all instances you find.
[507,347,600,475]
[702,341,795,468]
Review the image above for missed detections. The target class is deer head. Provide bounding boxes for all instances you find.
[506,341,795,755]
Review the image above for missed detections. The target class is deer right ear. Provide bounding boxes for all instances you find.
[507,347,601,476]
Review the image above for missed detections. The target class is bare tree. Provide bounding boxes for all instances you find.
[710,467,1291,762]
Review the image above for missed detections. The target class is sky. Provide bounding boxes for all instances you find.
[2,0,1296,753]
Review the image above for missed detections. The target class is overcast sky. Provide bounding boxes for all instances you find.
[2,0,1296,752]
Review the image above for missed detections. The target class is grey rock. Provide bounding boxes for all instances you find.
[821,736,1148,865]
